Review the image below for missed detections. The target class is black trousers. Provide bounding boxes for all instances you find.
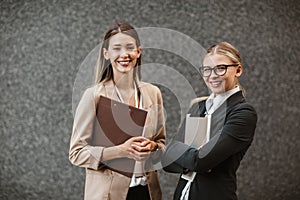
[126,185,150,200]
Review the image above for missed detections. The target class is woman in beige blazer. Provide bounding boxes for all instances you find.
[69,21,166,200]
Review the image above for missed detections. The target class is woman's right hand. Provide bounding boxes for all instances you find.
[119,136,151,161]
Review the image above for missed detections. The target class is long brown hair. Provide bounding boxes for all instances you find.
[205,41,246,96]
[95,21,142,84]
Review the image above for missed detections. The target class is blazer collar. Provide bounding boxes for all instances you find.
[137,82,153,109]
[197,91,245,116]
[213,91,245,114]
[225,91,245,109]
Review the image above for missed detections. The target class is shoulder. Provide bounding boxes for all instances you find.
[231,102,257,116]
[224,101,257,141]
[227,101,258,129]
[79,83,105,101]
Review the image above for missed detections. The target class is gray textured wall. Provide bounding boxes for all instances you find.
[1,0,299,199]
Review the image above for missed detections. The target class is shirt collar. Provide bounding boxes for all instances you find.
[206,86,240,114]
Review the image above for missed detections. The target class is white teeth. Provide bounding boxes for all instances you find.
[118,61,130,65]
[211,81,222,86]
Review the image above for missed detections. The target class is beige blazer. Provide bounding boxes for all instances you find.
[69,80,166,200]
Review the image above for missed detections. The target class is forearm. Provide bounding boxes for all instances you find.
[151,130,165,151]
[69,142,104,170]
[162,140,191,173]
[101,145,128,161]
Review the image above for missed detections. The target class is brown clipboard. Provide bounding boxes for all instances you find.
[92,95,147,177]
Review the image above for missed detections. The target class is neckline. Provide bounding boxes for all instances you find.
[114,81,140,108]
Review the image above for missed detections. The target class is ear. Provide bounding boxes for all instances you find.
[103,48,109,60]
[136,46,142,58]
[235,65,243,77]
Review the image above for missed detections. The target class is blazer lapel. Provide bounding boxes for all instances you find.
[209,91,245,138]
[137,82,153,110]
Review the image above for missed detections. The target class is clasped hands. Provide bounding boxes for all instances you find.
[120,136,157,161]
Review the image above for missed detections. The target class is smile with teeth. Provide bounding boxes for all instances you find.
[117,60,131,66]
[210,81,222,87]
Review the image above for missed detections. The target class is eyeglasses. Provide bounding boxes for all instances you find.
[199,64,239,77]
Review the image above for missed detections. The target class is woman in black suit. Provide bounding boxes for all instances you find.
[163,42,257,200]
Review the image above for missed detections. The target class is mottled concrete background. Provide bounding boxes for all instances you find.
[1,0,299,199]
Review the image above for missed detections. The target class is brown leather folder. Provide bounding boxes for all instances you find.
[92,95,148,177]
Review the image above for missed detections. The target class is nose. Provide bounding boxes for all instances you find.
[209,69,219,78]
[120,48,129,58]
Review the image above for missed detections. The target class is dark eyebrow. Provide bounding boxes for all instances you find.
[111,43,135,47]
[202,64,227,68]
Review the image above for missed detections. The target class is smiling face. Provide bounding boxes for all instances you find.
[202,53,242,95]
[103,33,141,75]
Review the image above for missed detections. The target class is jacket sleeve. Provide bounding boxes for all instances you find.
[163,103,257,173]
[152,88,166,149]
[69,87,104,170]
[147,87,166,165]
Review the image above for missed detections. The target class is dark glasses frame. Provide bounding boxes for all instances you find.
[199,64,239,77]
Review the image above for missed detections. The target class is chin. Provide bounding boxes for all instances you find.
[211,88,225,95]
[117,66,133,72]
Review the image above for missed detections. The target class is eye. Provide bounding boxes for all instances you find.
[126,45,135,51]
[112,47,121,51]
[203,67,211,71]
[216,65,226,71]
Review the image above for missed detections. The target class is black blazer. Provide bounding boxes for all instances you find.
[163,91,257,200]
